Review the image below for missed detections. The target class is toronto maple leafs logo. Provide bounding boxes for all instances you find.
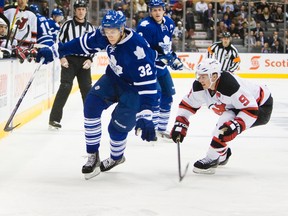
[159,35,172,54]
[134,46,146,60]
[109,55,123,76]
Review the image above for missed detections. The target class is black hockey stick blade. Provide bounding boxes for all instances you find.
[4,123,21,132]
[177,138,190,182]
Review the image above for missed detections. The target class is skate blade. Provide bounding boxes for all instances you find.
[193,167,217,174]
[84,167,101,180]
[48,125,60,131]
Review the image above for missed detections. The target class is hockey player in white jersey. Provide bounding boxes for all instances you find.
[137,0,183,140]
[36,10,159,180]
[170,58,273,174]
[4,0,37,47]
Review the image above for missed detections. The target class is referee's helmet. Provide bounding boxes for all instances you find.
[222,32,231,38]
[74,0,87,9]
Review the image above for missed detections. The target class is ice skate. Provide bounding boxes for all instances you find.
[82,152,101,180]
[100,156,125,172]
[219,148,232,166]
[193,157,219,174]
[49,121,61,130]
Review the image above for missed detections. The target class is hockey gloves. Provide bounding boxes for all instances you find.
[135,110,156,142]
[209,103,226,115]
[170,116,190,143]
[158,52,183,70]
[36,47,53,64]
[218,118,246,142]
[36,44,59,64]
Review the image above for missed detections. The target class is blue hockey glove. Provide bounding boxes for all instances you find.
[170,56,183,70]
[135,110,156,142]
[36,44,59,64]
[158,52,175,66]
[158,52,183,70]
[36,47,53,64]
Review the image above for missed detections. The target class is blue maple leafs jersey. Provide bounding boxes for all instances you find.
[47,18,60,42]
[136,16,175,55]
[36,13,54,46]
[58,27,158,110]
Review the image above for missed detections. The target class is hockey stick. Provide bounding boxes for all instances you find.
[5,6,19,48]
[3,58,45,132]
[177,137,190,182]
[17,25,30,47]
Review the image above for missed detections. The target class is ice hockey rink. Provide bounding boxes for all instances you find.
[0,78,287,216]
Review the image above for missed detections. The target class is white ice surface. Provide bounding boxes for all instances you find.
[0,78,288,216]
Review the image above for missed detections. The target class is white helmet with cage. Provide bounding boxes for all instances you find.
[196,58,222,82]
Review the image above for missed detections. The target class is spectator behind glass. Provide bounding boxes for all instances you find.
[255,31,269,47]
[252,22,264,37]
[260,6,274,30]
[185,7,195,39]
[271,39,283,53]
[41,0,50,18]
[173,21,184,40]
[172,0,184,19]
[272,6,284,31]
[222,0,234,13]
[195,0,208,23]
[136,0,147,13]
[203,3,214,30]
[261,42,271,53]
[229,23,240,39]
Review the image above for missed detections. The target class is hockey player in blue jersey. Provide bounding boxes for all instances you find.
[36,10,160,180]
[30,4,54,46]
[137,0,183,140]
[47,8,63,42]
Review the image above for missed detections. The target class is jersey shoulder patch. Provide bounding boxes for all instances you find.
[140,20,150,27]
[217,72,240,96]
[193,80,204,92]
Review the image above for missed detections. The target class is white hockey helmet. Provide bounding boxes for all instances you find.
[0,18,7,26]
[196,58,222,81]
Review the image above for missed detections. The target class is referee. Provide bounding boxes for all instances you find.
[206,32,241,73]
[49,0,95,130]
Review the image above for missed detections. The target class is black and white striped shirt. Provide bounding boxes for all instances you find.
[207,41,241,73]
[58,17,95,58]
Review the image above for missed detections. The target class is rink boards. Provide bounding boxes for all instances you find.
[1,52,287,139]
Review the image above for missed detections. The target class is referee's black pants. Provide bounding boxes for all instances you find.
[49,56,92,123]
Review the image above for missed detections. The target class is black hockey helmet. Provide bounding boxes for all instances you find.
[73,0,87,9]
[222,32,231,38]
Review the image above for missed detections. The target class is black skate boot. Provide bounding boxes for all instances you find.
[193,157,219,174]
[100,156,126,172]
[82,152,100,180]
[49,121,61,130]
[219,148,232,166]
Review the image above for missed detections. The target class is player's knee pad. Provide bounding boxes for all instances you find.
[84,94,109,118]
[111,107,137,133]
[108,122,128,141]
